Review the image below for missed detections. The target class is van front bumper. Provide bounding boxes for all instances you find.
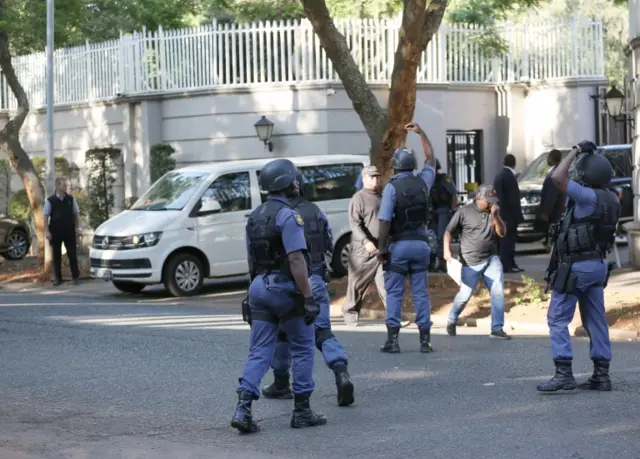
[89,249,162,283]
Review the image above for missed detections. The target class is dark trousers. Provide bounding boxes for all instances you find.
[51,229,79,281]
[343,250,387,316]
[498,220,517,271]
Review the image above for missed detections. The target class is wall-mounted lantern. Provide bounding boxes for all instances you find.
[604,86,635,129]
[254,116,274,152]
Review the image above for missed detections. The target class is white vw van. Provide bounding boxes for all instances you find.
[89,154,369,296]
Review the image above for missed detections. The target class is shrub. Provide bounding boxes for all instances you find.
[85,147,121,229]
[150,144,176,183]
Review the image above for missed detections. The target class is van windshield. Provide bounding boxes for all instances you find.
[518,153,551,183]
[130,171,208,211]
[518,150,577,183]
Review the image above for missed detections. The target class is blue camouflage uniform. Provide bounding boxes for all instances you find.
[237,195,316,398]
[378,163,435,353]
[264,196,354,406]
[232,181,326,433]
[537,152,619,394]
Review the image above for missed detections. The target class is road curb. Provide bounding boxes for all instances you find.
[329,303,639,339]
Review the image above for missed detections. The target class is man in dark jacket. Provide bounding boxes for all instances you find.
[44,177,81,286]
[343,166,387,326]
[493,154,524,273]
[538,149,566,249]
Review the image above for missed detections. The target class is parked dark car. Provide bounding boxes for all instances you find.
[516,144,633,242]
[0,215,31,260]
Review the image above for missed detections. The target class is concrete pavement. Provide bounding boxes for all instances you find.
[2,288,640,459]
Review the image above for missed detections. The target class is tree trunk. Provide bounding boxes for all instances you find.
[302,0,447,181]
[0,10,48,264]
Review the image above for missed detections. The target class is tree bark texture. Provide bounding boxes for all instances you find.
[301,0,447,181]
[0,6,47,257]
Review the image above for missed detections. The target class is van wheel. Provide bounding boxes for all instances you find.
[163,253,204,297]
[331,236,350,278]
[112,281,145,294]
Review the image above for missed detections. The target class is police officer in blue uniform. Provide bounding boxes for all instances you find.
[537,141,619,393]
[261,170,354,407]
[429,159,458,272]
[376,122,436,353]
[232,158,326,433]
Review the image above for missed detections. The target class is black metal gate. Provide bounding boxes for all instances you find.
[446,130,483,195]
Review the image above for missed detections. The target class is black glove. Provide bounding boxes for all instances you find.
[376,249,389,264]
[241,295,251,325]
[322,268,331,283]
[303,296,320,325]
[574,140,597,154]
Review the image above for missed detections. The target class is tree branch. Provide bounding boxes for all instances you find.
[384,0,447,152]
[300,0,386,140]
[0,2,29,142]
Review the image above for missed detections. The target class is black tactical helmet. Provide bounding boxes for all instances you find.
[391,147,417,171]
[575,153,613,187]
[295,169,305,197]
[259,159,298,192]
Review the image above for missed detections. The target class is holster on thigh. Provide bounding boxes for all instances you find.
[551,262,577,295]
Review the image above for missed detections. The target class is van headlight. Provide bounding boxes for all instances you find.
[124,232,162,249]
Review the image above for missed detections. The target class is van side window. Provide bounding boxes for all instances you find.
[603,149,632,178]
[298,163,363,202]
[202,172,251,213]
[256,163,363,203]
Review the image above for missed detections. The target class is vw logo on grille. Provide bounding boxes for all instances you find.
[101,237,109,249]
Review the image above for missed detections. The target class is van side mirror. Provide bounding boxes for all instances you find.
[198,199,222,215]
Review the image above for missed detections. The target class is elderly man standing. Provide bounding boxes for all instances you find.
[44,177,82,287]
[343,166,387,326]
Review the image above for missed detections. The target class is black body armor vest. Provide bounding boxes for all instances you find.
[555,188,620,262]
[430,173,453,208]
[389,175,430,241]
[246,199,311,279]
[290,198,328,267]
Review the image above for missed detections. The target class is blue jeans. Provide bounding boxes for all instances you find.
[237,275,316,397]
[547,259,612,361]
[271,274,348,376]
[447,255,505,332]
[384,240,431,329]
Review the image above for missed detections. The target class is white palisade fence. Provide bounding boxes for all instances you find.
[0,16,604,111]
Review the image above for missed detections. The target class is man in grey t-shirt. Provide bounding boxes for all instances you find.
[442,185,511,340]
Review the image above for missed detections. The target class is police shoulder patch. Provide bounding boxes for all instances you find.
[294,213,304,226]
[445,177,451,183]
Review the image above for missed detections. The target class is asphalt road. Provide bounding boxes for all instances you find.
[1,286,640,459]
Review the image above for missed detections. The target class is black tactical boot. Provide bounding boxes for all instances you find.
[536,359,578,392]
[380,326,401,353]
[419,327,434,353]
[230,392,260,433]
[290,393,327,429]
[261,373,293,400]
[333,364,355,407]
[578,360,612,391]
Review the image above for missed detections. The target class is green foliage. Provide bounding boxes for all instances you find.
[150,144,177,183]
[513,275,548,305]
[85,147,121,229]
[8,189,30,220]
[31,157,71,184]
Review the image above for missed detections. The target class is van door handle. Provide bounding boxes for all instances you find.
[244,213,251,218]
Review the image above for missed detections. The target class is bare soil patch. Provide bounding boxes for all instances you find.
[0,253,92,284]
[328,274,640,331]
